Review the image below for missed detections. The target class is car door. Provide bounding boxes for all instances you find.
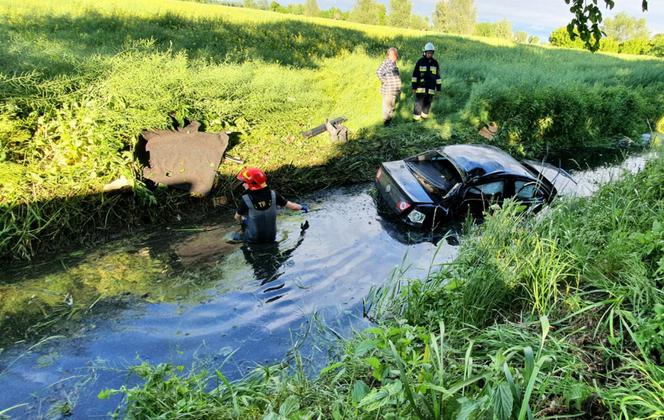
[461,179,505,215]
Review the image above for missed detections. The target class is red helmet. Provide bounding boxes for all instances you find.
[237,167,268,191]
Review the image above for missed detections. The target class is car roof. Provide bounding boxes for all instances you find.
[436,144,534,180]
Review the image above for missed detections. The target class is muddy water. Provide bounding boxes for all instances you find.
[0,185,458,418]
[0,152,650,419]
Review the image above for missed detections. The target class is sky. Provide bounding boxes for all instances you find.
[279,0,664,39]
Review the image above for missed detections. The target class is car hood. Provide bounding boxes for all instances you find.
[382,161,434,204]
[522,159,577,196]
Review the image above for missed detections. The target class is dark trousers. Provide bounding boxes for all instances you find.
[413,94,433,117]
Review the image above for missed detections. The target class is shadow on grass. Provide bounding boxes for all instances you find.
[1,8,659,78]
[0,117,444,347]
[0,121,436,258]
[1,7,659,261]
[0,107,630,266]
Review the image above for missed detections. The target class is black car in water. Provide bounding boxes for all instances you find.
[375,144,573,228]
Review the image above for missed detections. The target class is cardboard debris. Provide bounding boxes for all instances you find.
[479,122,499,140]
[102,175,133,193]
[139,121,229,197]
[325,118,348,142]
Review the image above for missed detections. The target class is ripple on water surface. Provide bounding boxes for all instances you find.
[0,184,458,418]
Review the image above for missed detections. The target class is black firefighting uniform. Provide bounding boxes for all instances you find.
[411,56,441,117]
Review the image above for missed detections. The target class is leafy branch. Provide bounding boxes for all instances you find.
[564,0,648,51]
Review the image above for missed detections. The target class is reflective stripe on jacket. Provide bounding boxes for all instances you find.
[411,56,441,95]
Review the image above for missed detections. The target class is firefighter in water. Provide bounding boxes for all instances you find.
[234,167,308,243]
[411,42,441,121]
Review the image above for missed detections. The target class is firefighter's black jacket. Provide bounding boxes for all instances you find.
[411,56,441,95]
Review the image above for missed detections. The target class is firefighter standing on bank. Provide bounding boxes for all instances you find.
[411,42,441,121]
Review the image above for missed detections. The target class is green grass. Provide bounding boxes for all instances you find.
[105,147,664,419]
[1,0,663,261]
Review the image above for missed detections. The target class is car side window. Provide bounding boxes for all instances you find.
[514,180,544,200]
[467,180,504,198]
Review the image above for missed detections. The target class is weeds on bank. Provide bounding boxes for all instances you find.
[368,149,664,417]
[106,317,560,419]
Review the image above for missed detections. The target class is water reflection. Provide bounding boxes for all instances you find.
[377,215,461,247]
[241,229,306,303]
[169,225,241,266]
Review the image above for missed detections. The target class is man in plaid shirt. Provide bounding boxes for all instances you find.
[376,47,401,126]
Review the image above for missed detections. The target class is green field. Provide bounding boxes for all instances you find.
[1,0,663,261]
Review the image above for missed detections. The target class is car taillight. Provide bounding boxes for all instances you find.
[376,167,382,181]
[396,200,411,213]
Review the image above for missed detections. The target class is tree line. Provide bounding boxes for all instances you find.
[215,0,541,43]
[550,12,663,57]
[208,0,660,54]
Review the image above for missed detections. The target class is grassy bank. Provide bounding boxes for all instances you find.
[1,0,664,261]
[104,147,664,419]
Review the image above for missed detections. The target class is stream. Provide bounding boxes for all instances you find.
[0,151,650,419]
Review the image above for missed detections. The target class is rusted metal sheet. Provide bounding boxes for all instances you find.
[140,122,229,196]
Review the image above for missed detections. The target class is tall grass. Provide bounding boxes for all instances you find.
[1,0,663,261]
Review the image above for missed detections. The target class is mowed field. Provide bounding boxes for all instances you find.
[1,0,663,260]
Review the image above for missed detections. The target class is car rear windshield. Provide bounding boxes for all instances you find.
[405,152,462,195]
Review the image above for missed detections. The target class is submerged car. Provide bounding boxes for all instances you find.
[375,144,573,228]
